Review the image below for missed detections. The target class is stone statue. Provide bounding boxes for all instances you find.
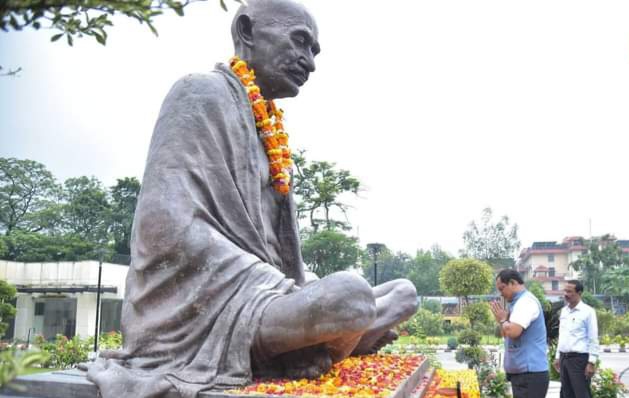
[86,1,418,397]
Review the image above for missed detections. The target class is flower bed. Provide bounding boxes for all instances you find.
[423,369,480,398]
[233,354,425,397]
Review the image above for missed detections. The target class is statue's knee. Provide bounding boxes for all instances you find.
[395,280,418,319]
[323,271,376,331]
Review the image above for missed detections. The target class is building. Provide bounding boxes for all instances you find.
[517,236,629,296]
[0,260,128,342]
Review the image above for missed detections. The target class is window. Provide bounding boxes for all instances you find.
[34,302,45,316]
[552,281,559,291]
[100,299,123,334]
[548,254,555,262]
[549,267,556,277]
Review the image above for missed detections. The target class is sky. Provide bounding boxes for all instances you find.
[1,0,628,257]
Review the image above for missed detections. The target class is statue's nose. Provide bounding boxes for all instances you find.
[299,55,315,73]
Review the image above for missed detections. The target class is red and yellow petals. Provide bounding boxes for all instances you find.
[232,354,425,397]
[231,56,293,195]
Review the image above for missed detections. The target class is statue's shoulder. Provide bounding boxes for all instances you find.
[166,67,237,107]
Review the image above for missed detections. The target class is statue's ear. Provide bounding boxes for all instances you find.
[236,14,254,47]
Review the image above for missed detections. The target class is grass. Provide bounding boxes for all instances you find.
[21,367,61,375]
[397,334,502,346]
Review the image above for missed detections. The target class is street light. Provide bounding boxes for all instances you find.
[366,243,385,286]
[93,249,106,353]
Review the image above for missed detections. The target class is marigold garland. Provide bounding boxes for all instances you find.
[230,56,292,195]
[231,354,425,397]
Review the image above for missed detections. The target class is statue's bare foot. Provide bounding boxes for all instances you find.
[279,344,332,380]
[368,330,398,354]
[351,329,399,356]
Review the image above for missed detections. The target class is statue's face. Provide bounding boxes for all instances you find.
[249,7,320,99]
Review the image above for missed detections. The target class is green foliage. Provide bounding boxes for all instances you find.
[61,176,110,244]
[0,1,243,47]
[422,299,442,314]
[462,302,492,330]
[109,177,140,256]
[461,207,520,268]
[401,309,443,337]
[35,334,90,369]
[0,279,17,338]
[0,157,60,235]
[407,246,452,296]
[591,368,628,398]
[455,345,487,370]
[548,340,560,381]
[447,336,458,350]
[0,349,49,391]
[526,280,550,311]
[458,329,481,346]
[596,310,615,337]
[439,258,493,303]
[98,331,123,350]
[0,231,99,262]
[582,292,604,309]
[477,353,511,398]
[571,234,629,294]
[301,229,359,277]
[293,150,360,232]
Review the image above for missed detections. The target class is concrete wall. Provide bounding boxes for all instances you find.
[1,261,128,341]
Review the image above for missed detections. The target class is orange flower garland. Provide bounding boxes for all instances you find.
[230,56,292,195]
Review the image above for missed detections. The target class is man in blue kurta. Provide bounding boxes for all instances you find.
[491,269,549,398]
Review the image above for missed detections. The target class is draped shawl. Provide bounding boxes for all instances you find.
[87,64,305,398]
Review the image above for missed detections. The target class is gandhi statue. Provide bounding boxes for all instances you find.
[86,1,418,397]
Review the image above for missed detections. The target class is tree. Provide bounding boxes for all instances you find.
[0,279,17,338]
[1,0,243,47]
[361,249,416,286]
[461,207,520,268]
[301,230,359,278]
[0,157,60,235]
[293,151,360,232]
[60,176,111,245]
[571,234,629,294]
[0,230,98,262]
[407,245,452,296]
[439,258,493,305]
[109,177,141,256]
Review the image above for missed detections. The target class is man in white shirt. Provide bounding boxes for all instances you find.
[553,280,599,398]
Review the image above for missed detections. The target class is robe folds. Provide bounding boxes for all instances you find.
[87,63,305,398]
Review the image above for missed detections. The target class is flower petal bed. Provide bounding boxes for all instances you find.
[423,369,480,398]
[232,354,425,397]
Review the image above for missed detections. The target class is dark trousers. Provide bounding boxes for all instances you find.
[560,353,592,398]
[507,371,549,398]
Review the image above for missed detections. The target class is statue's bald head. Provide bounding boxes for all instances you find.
[230,0,320,99]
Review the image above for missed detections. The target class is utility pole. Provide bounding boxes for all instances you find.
[366,243,385,286]
[93,250,104,353]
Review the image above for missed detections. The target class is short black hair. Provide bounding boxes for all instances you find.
[566,280,584,294]
[496,269,524,285]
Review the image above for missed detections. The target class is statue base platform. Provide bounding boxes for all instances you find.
[0,359,431,398]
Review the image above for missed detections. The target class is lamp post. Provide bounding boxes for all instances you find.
[93,249,105,353]
[366,243,385,286]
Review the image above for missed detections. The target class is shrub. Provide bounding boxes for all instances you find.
[596,310,615,337]
[447,336,458,350]
[402,309,444,337]
[98,331,123,350]
[458,329,481,347]
[462,302,493,331]
[591,368,628,398]
[455,345,487,370]
[35,334,90,369]
[0,349,49,390]
[422,299,442,314]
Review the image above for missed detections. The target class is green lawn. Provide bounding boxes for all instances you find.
[397,334,502,346]
[21,367,61,375]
